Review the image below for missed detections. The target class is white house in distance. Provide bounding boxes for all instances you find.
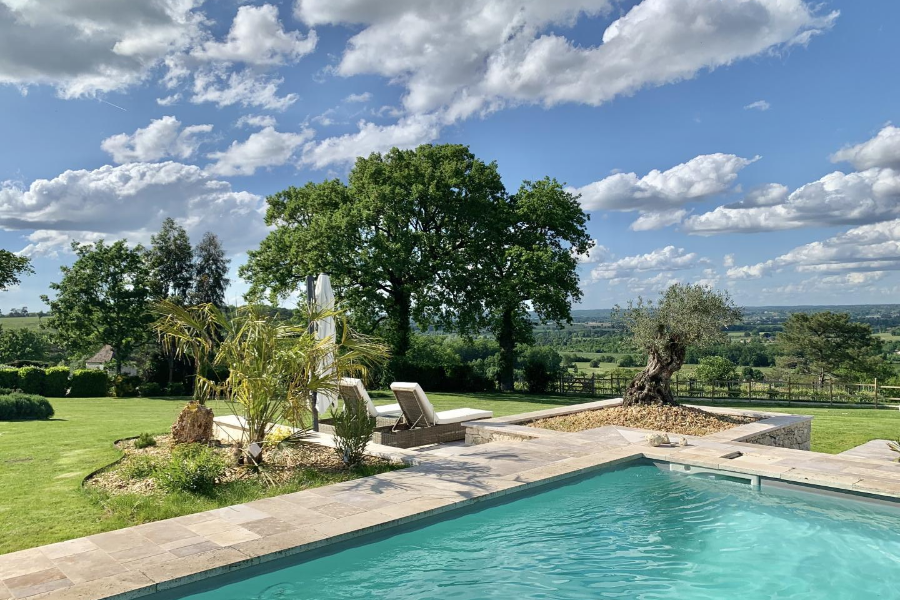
[85,345,138,376]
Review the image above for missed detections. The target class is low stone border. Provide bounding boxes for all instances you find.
[465,399,812,451]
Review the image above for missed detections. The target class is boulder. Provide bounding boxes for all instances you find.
[171,401,214,444]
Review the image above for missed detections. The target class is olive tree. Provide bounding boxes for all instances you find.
[617,284,742,406]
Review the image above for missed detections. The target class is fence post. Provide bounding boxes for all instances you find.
[748,378,753,400]
[787,376,792,404]
[674,374,679,400]
[609,373,613,397]
[874,378,879,408]
[829,380,833,406]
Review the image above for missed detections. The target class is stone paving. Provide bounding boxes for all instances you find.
[3,405,900,600]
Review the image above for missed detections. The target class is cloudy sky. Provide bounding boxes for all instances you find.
[1,0,898,311]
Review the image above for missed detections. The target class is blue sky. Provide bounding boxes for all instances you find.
[1,0,899,312]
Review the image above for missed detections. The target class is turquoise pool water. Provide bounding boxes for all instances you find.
[166,463,900,599]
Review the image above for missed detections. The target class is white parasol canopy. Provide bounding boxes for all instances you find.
[314,273,338,414]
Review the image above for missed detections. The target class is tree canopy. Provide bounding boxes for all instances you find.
[41,240,153,374]
[778,311,880,384]
[473,178,592,390]
[191,232,230,307]
[241,144,505,358]
[617,284,742,405]
[0,250,33,292]
[148,217,194,303]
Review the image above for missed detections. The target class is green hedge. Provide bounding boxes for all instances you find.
[17,366,46,395]
[44,367,70,397]
[0,393,54,420]
[0,367,19,389]
[69,369,109,397]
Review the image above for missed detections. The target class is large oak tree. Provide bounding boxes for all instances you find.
[241,144,504,358]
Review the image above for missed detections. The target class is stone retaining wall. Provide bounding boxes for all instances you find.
[736,419,811,451]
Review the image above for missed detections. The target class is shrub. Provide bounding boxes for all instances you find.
[166,382,186,397]
[331,408,376,467]
[134,432,157,449]
[157,444,225,494]
[17,366,45,394]
[123,455,157,479]
[0,393,54,420]
[617,355,641,368]
[69,369,109,397]
[522,346,562,394]
[695,356,738,383]
[44,367,70,397]
[0,367,19,389]
[589,359,601,368]
[112,375,141,397]
[139,382,164,397]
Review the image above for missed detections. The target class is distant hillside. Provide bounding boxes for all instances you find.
[0,316,44,330]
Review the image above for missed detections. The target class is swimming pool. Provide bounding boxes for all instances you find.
[157,462,900,599]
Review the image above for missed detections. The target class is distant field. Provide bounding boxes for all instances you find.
[0,316,43,330]
[876,332,900,341]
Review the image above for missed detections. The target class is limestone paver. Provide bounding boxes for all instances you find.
[53,551,127,584]
[0,549,56,580]
[2,568,71,599]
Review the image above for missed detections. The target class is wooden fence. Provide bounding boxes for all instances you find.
[557,373,900,406]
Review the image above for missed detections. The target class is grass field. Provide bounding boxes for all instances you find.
[0,316,43,330]
[2,392,898,555]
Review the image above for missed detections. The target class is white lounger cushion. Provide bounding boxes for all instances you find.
[339,377,403,418]
[373,403,403,418]
[389,382,493,426]
[432,407,493,425]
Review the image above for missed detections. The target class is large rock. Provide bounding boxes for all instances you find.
[171,401,214,444]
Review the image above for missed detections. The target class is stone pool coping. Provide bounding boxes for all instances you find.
[3,407,899,600]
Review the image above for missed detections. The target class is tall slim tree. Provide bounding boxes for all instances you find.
[192,232,230,307]
[0,250,32,292]
[42,240,153,374]
[241,144,504,358]
[469,178,592,391]
[148,218,194,302]
[148,219,194,385]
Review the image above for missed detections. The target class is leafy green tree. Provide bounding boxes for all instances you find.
[148,219,195,385]
[41,240,153,374]
[778,311,880,385]
[0,327,51,363]
[148,218,194,303]
[191,232,230,307]
[241,144,504,358]
[472,178,592,391]
[695,356,738,382]
[617,284,742,406]
[521,346,562,394]
[0,250,32,292]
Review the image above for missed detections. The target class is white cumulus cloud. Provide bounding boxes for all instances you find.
[590,246,707,281]
[830,124,900,171]
[193,4,316,66]
[0,162,267,256]
[208,127,314,176]
[100,116,213,163]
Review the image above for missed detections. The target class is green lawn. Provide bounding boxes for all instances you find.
[2,392,898,555]
[0,315,43,330]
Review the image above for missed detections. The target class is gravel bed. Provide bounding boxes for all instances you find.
[529,404,758,437]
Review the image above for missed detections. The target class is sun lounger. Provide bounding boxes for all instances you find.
[389,382,493,429]
[339,377,403,418]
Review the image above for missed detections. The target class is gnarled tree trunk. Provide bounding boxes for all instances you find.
[622,346,685,406]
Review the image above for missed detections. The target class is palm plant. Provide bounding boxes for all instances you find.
[888,439,900,462]
[154,300,388,464]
